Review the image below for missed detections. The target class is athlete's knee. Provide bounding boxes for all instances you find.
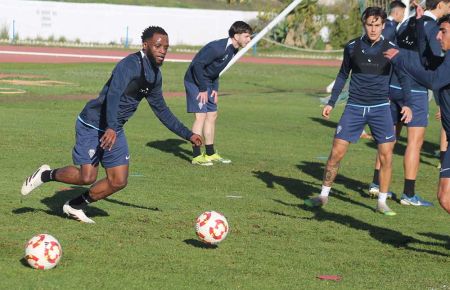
[108,176,128,191]
[438,191,450,213]
[206,112,218,121]
[80,174,97,185]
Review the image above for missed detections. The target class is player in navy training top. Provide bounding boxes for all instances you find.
[305,7,412,216]
[184,21,252,166]
[376,0,449,207]
[385,14,450,213]
[20,26,203,223]
[382,0,407,42]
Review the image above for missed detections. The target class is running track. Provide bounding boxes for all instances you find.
[0,45,340,67]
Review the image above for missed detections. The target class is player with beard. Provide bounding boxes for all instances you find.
[20,26,203,223]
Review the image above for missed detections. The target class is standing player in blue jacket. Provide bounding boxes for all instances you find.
[385,14,450,213]
[305,7,412,216]
[20,26,203,223]
[185,21,252,166]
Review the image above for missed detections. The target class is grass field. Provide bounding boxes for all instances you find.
[0,61,449,289]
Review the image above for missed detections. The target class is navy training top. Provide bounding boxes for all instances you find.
[184,38,238,92]
[391,14,443,91]
[328,35,406,107]
[78,51,193,140]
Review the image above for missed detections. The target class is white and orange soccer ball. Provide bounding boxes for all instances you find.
[195,211,229,245]
[25,234,62,270]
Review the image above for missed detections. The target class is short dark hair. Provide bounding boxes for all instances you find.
[438,14,450,25]
[389,0,406,10]
[141,26,168,42]
[228,21,253,38]
[361,7,387,23]
[426,0,450,10]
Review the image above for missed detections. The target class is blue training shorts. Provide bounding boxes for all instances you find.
[185,80,217,113]
[440,146,450,178]
[72,119,129,168]
[335,103,395,144]
[389,88,429,127]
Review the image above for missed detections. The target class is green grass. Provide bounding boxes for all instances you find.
[0,61,449,289]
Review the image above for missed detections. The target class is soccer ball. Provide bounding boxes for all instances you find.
[195,211,229,244]
[25,234,62,270]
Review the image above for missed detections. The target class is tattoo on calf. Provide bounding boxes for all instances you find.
[323,162,340,186]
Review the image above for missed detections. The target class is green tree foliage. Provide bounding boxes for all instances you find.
[329,0,362,48]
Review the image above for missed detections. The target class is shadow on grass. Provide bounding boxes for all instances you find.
[12,186,108,219]
[104,197,161,212]
[252,170,449,257]
[183,239,218,249]
[146,139,191,163]
[309,117,338,129]
[296,161,374,199]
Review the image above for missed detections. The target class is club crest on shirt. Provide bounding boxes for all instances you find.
[221,54,229,61]
[88,149,96,159]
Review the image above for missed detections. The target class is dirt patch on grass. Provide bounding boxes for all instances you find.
[0,73,46,79]
[0,80,74,86]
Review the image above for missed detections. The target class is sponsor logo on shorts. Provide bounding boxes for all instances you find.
[125,155,130,160]
[336,125,342,135]
[385,135,394,139]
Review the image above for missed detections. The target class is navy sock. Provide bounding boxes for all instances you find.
[205,144,215,156]
[403,179,416,198]
[69,192,95,210]
[41,169,59,183]
[192,146,201,158]
[372,169,380,185]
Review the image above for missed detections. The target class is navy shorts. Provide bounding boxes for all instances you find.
[389,88,428,127]
[72,119,129,168]
[185,80,217,113]
[335,103,395,144]
[440,146,450,178]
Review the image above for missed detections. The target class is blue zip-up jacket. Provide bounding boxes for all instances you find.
[391,15,442,91]
[392,51,450,134]
[328,35,408,107]
[184,38,238,92]
[78,51,193,140]
[382,18,398,42]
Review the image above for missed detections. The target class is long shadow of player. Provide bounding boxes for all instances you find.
[12,186,108,219]
[309,117,338,129]
[252,170,449,257]
[297,161,374,200]
[146,139,191,163]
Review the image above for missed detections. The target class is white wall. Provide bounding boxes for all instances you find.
[0,0,258,45]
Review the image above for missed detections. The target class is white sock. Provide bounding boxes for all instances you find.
[378,192,387,203]
[320,185,331,197]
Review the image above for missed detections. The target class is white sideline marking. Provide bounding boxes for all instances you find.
[0,50,190,63]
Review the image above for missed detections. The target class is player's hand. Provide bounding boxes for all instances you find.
[197,91,208,104]
[383,48,400,60]
[322,105,333,119]
[100,129,117,151]
[189,134,203,146]
[400,106,413,123]
[412,1,424,19]
[211,90,218,104]
[436,107,441,120]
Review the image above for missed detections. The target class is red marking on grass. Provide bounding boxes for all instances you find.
[0,45,340,67]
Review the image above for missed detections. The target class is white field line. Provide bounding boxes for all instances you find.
[0,50,191,63]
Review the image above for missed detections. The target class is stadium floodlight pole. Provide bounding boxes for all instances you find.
[219,0,303,76]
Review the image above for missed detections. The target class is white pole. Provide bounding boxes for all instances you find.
[219,0,303,76]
